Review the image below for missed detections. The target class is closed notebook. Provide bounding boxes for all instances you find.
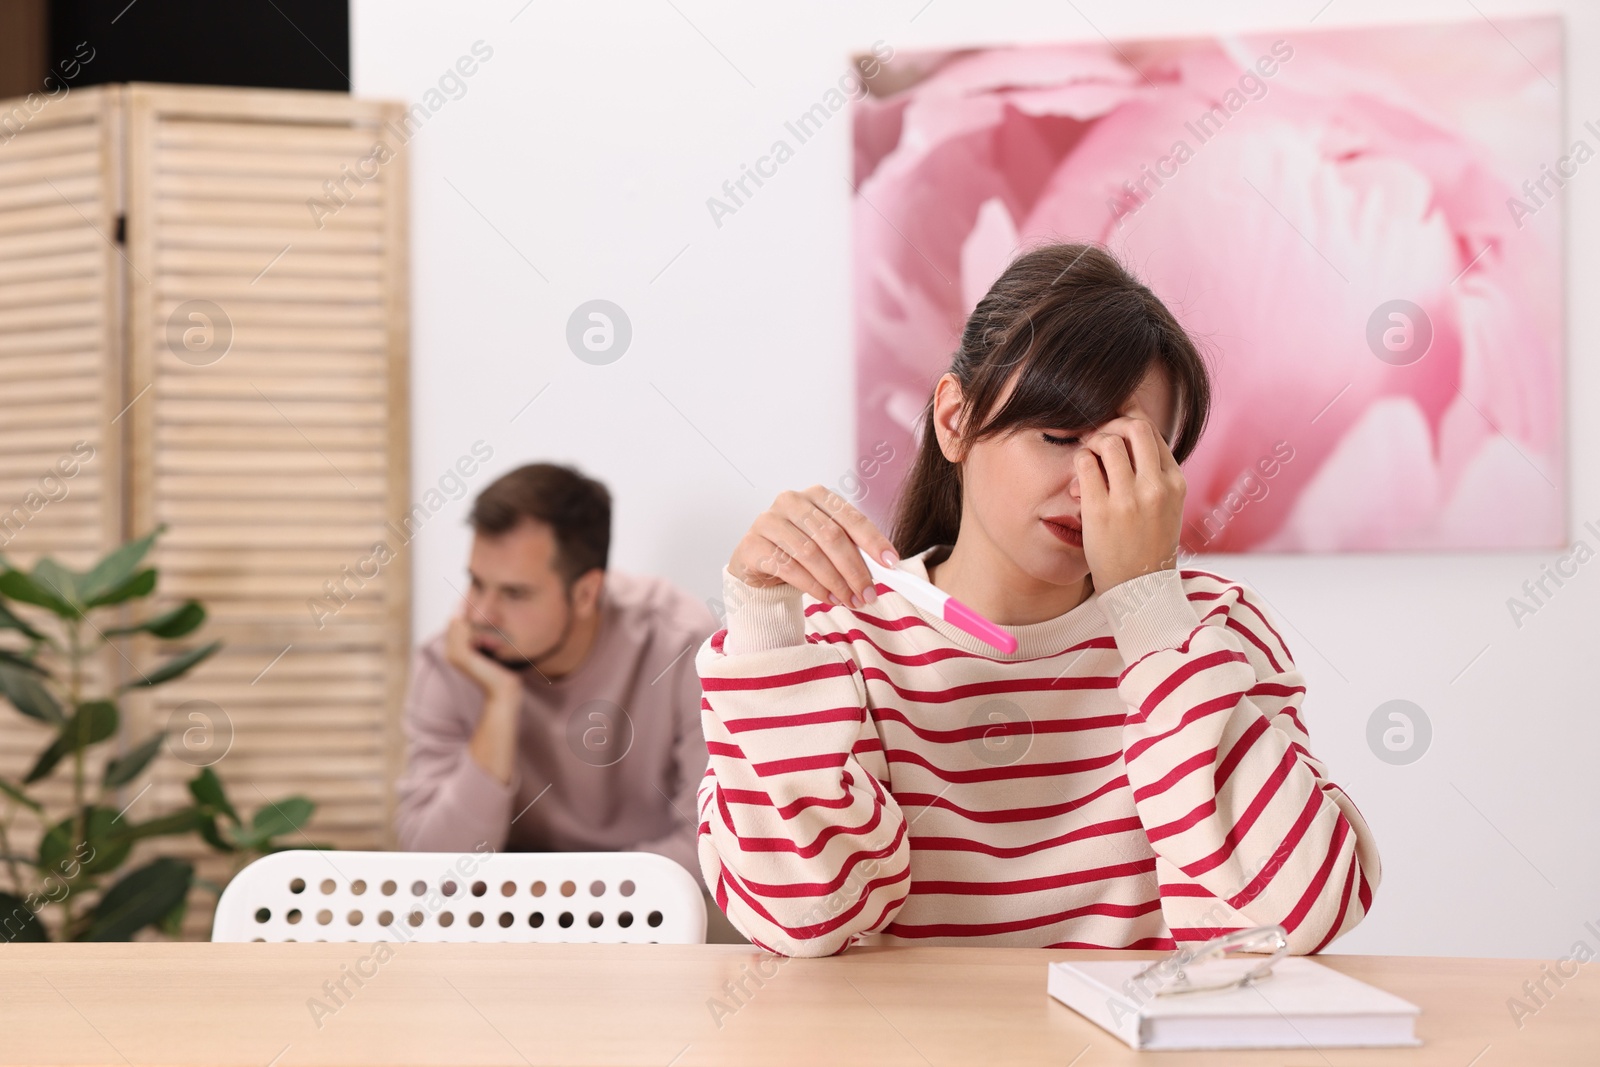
[1046,956,1421,1051]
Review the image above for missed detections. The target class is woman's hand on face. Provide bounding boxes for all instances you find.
[1074,415,1186,591]
[729,486,900,609]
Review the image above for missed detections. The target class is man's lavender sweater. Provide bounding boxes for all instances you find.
[394,570,718,876]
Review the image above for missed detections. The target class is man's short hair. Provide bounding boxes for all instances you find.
[468,463,610,590]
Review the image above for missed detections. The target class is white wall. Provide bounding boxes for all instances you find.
[352,0,1599,960]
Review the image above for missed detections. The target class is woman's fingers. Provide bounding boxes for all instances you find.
[1075,447,1109,510]
[1147,417,1180,472]
[788,488,883,606]
[1100,415,1177,472]
[748,531,839,605]
[1084,431,1136,500]
[730,486,899,609]
[1093,418,1181,504]
[807,486,898,568]
[758,514,855,606]
[1119,418,1167,482]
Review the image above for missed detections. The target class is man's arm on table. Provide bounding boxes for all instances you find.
[394,635,523,853]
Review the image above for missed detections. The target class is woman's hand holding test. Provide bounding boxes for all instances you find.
[728,486,900,610]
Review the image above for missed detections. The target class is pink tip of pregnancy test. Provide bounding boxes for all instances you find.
[942,597,1018,654]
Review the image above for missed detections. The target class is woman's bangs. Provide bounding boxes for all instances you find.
[983,340,1150,438]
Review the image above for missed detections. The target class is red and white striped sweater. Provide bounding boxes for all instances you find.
[693,544,1381,958]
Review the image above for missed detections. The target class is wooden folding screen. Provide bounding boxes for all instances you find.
[0,88,125,846]
[0,84,410,937]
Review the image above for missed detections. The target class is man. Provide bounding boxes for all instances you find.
[394,462,715,881]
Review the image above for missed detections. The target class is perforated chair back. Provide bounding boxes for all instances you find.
[212,850,706,944]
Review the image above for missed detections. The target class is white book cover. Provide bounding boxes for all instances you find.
[1046,956,1422,1051]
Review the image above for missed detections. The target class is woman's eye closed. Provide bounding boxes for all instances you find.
[1041,433,1081,446]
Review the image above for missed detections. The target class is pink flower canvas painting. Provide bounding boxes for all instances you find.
[852,17,1564,553]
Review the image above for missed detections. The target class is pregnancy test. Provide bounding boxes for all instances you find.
[858,546,1018,654]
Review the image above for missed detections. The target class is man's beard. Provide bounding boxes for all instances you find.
[479,646,541,671]
[475,592,575,673]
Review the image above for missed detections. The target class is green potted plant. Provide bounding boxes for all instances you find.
[0,524,321,941]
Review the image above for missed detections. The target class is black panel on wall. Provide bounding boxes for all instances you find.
[50,0,350,92]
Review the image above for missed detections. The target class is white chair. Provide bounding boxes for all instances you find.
[212,850,706,944]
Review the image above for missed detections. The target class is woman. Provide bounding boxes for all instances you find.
[695,243,1381,958]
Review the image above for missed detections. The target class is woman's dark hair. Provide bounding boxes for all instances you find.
[890,242,1211,559]
[469,463,611,589]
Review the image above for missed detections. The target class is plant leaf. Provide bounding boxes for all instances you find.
[196,814,236,853]
[0,661,63,724]
[0,598,44,641]
[115,807,204,842]
[77,525,166,605]
[0,892,48,943]
[0,569,75,618]
[187,766,239,824]
[156,891,188,939]
[83,568,156,610]
[24,701,119,784]
[102,733,166,789]
[31,559,82,612]
[103,601,205,640]
[125,640,221,690]
[246,795,314,845]
[0,646,46,674]
[39,806,130,878]
[0,776,41,813]
[76,857,193,941]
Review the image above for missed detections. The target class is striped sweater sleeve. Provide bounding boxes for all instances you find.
[693,566,911,957]
[1096,567,1382,954]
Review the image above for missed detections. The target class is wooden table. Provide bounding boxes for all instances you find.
[0,944,1591,1065]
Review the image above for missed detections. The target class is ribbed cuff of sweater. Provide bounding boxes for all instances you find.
[1096,567,1204,669]
[721,566,806,655]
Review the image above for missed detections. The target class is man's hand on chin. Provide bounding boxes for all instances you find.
[445,610,525,699]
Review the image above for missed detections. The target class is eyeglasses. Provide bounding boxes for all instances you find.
[1130,924,1290,997]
